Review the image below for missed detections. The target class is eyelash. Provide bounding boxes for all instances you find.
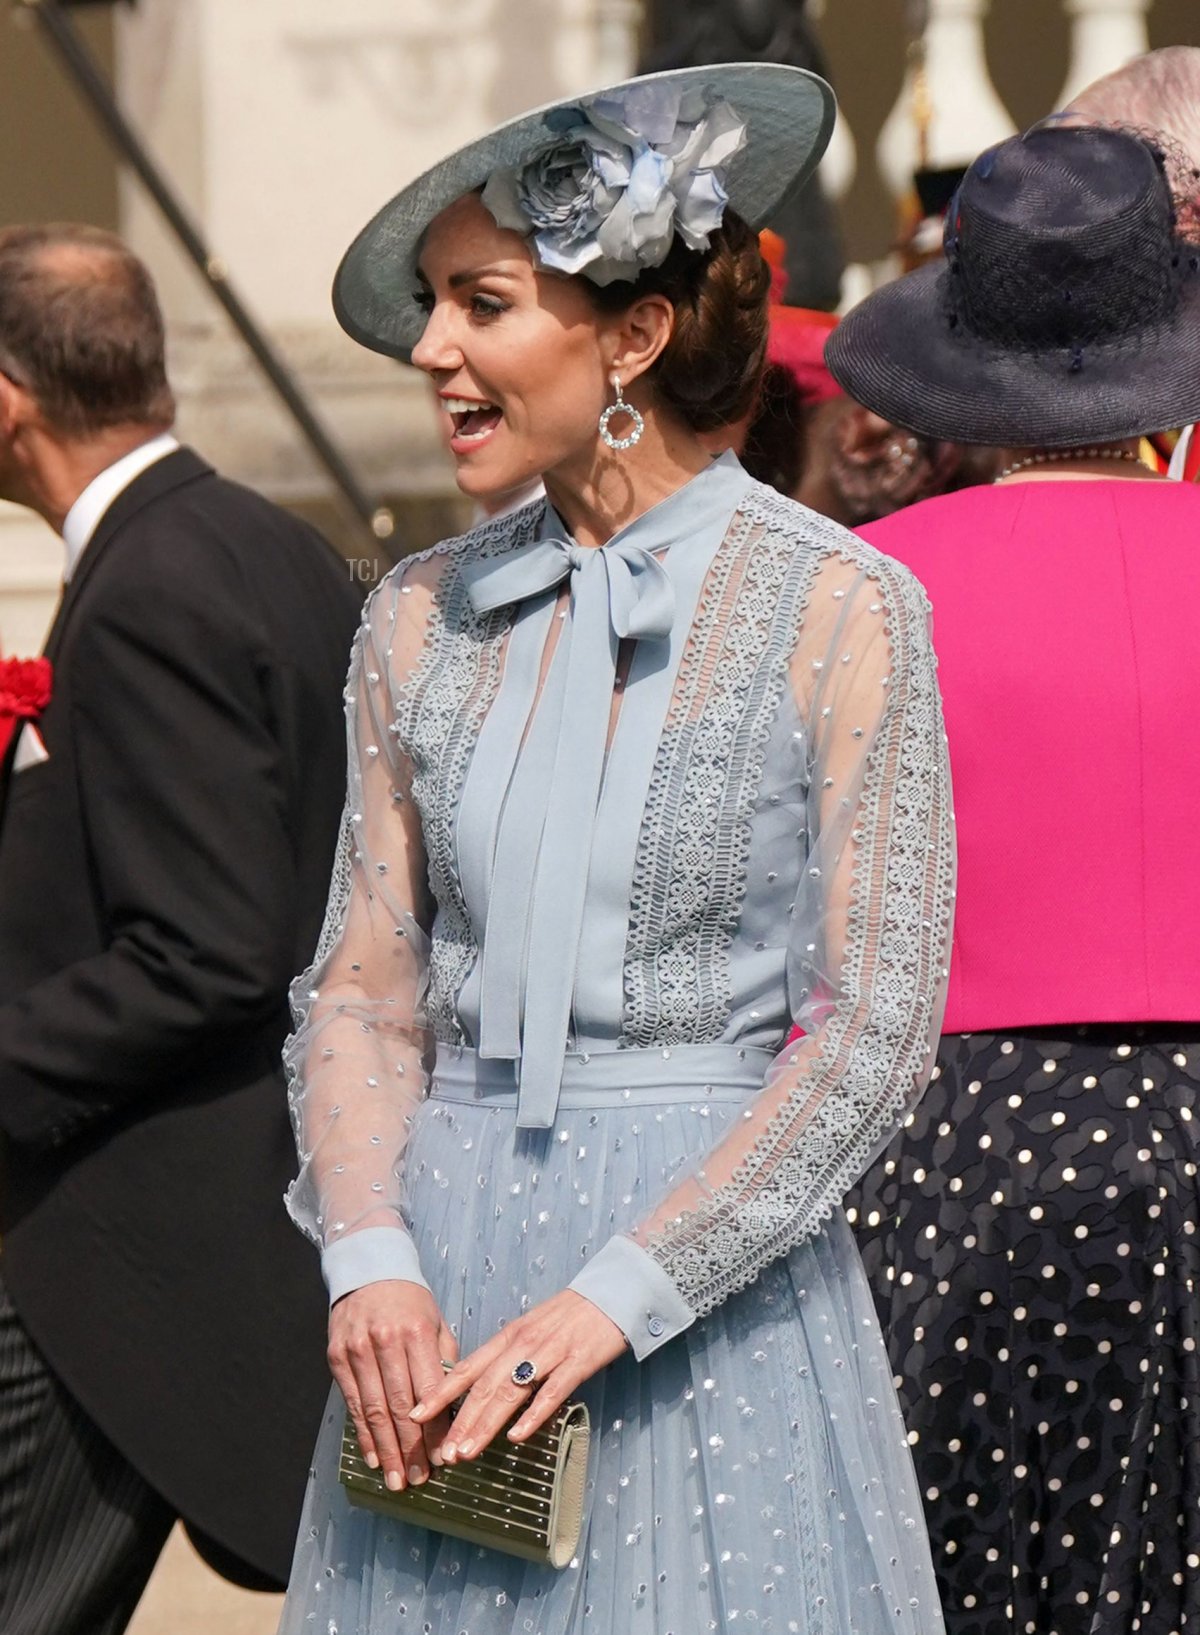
[411,291,510,321]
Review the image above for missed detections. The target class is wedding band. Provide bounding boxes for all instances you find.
[511,1359,538,1387]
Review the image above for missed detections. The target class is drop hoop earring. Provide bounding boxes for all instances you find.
[598,373,644,451]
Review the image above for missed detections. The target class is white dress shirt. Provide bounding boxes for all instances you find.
[61,432,180,580]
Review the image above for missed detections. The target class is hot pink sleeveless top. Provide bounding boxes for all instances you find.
[861,479,1200,1032]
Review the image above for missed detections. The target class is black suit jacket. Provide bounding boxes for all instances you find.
[0,448,363,1584]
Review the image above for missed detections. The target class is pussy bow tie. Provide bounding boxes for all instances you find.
[463,533,675,1126]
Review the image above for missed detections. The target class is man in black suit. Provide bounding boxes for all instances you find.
[0,224,363,1633]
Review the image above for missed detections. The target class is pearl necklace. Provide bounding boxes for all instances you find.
[995,447,1143,482]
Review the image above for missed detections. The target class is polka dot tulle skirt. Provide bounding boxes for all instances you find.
[280,1092,944,1635]
[848,1026,1200,1635]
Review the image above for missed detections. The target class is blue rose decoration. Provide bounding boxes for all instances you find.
[482,84,747,285]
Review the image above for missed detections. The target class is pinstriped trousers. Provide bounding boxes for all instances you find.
[0,1272,175,1635]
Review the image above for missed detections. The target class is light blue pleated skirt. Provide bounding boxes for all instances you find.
[279,1047,944,1635]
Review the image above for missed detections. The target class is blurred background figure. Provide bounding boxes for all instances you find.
[829,123,1200,1635]
[0,224,359,1635]
[895,164,967,270]
[739,230,1001,518]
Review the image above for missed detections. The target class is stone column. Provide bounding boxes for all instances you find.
[1057,0,1152,106]
[876,0,1017,200]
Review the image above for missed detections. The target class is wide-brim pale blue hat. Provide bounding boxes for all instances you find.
[333,63,836,362]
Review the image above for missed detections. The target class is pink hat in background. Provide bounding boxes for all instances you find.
[760,229,843,407]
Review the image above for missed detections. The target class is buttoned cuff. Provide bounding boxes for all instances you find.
[568,1234,695,1360]
[321,1226,431,1306]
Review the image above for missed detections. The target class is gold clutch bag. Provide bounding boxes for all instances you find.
[338,1391,590,1569]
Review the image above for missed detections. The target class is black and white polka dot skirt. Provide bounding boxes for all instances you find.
[847,1026,1200,1635]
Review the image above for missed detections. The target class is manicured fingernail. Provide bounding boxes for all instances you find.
[386,1470,404,1491]
[410,1404,428,1422]
[456,1439,475,1458]
[441,1442,457,1462]
[364,1451,380,1469]
[429,1450,443,1467]
[408,1465,426,1485]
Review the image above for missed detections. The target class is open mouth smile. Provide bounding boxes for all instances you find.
[443,395,503,450]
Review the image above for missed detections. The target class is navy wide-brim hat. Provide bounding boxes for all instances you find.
[826,124,1200,448]
[334,64,835,363]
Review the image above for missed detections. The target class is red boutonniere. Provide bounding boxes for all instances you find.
[0,656,53,760]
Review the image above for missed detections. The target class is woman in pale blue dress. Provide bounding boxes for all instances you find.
[280,63,955,1635]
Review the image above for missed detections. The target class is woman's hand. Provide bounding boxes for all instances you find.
[328,1279,458,1492]
[409,1289,626,1461]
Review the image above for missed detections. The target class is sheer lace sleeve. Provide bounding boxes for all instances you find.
[284,567,435,1305]
[572,546,955,1351]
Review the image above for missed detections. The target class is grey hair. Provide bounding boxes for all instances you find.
[1065,46,1200,164]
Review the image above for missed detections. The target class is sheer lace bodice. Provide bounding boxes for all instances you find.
[285,455,955,1326]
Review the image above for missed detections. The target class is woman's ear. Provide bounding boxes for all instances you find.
[605,294,676,389]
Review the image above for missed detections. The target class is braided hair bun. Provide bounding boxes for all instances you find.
[588,209,771,434]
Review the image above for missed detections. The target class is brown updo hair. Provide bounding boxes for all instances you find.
[586,208,770,435]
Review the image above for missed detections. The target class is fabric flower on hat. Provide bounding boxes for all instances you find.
[482,83,747,286]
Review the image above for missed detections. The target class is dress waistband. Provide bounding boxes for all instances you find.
[429,1042,773,1110]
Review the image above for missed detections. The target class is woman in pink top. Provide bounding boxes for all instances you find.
[826,124,1200,1635]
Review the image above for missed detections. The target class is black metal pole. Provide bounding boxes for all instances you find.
[19,0,398,555]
